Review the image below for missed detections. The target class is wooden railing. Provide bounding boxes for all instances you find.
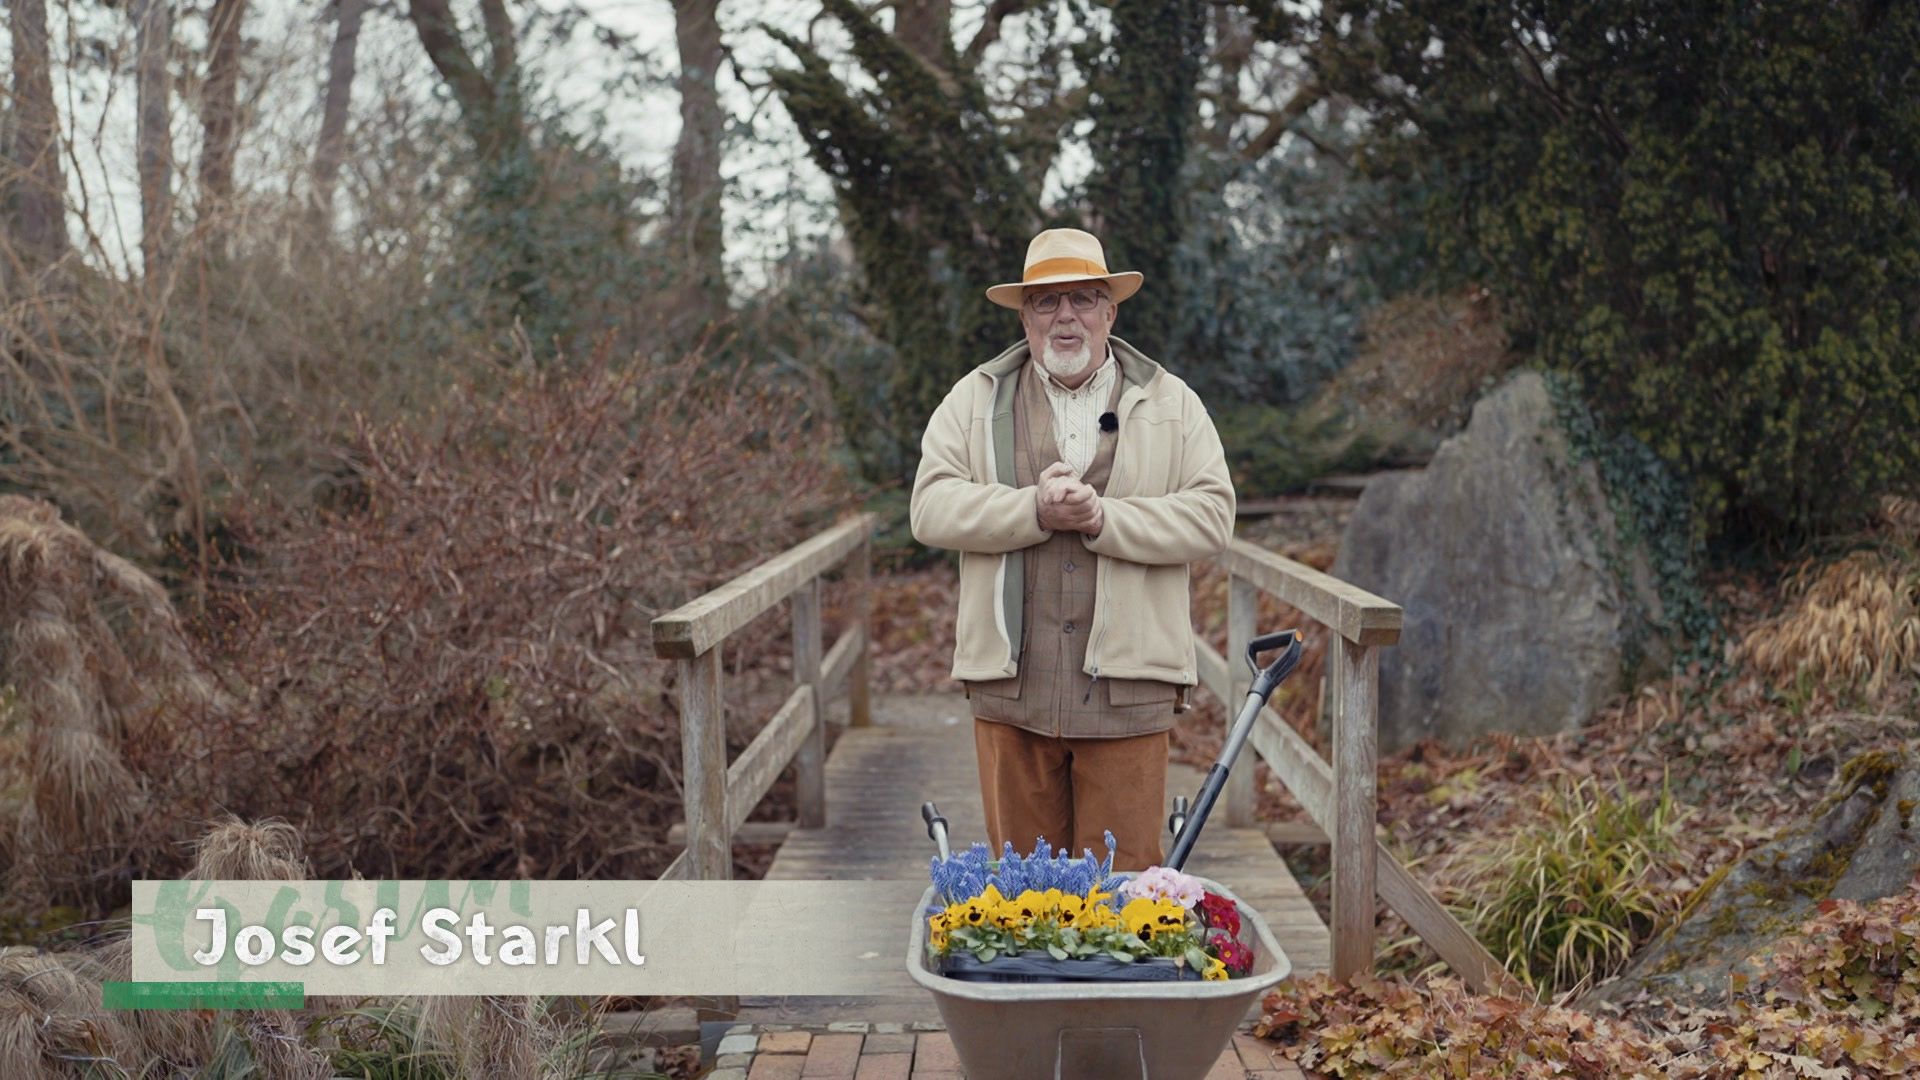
[1195,540,1524,995]
[650,515,1520,994]
[649,513,875,881]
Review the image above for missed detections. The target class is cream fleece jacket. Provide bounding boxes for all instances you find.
[909,336,1235,684]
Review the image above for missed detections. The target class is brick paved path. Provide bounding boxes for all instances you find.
[707,1023,1313,1080]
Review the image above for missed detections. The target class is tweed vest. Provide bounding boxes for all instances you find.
[967,361,1180,738]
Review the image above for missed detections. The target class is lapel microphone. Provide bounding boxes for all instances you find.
[1099,411,1117,433]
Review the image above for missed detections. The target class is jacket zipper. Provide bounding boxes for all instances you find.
[1083,391,1133,704]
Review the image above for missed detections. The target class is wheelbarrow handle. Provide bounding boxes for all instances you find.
[1245,631,1303,700]
[922,802,952,863]
[1167,629,1305,870]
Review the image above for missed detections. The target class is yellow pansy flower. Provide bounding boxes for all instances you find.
[952,896,992,928]
[1054,894,1087,927]
[1202,956,1228,981]
[927,911,952,953]
[1080,899,1121,930]
[1122,897,1185,941]
[1010,890,1051,924]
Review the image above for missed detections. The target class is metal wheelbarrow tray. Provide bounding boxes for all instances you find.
[905,876,1291,1080]
[905,630,1306,1079]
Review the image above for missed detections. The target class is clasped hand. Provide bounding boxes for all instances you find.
[1035,461,1103,535]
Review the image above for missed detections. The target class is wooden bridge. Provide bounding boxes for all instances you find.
[650,514,1520,1024]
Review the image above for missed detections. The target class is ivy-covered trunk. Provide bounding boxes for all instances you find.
[769,0,1213,487]
[1084,0,1210,357]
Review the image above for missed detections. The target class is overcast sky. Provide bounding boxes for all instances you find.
[19,0,1080,290]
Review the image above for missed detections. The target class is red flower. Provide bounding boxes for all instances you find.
[1209,930,1253,975]
[1199,891,1241,936]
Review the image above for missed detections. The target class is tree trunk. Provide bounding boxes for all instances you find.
[477,0,516,86]
[1083,0,1208,353]
[405,0,506,149]
[132,0,176,278]
[311,0,366,219]
[8,0,70,265]
[893,0,953,71]
[198,0,247,224]
[667,0,728,329]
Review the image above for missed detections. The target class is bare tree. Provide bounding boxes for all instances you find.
[198,0,248,223]
[7,0,70,265]
[405,0,520,155]
[667,0,727,329]
[311,0,366,218]
[132,0,176,277]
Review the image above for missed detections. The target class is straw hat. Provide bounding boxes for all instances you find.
[985,228,1144,310]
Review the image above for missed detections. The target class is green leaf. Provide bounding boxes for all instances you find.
[1106,950,1136,963]
[1047,945,1069,961]
[1185,946,1210,970]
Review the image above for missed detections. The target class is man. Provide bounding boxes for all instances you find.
[909,228,1236,872]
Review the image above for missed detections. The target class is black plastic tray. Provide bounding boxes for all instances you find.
[936,950,1201,984]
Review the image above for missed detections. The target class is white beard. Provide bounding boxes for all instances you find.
[1041,342,1093,381]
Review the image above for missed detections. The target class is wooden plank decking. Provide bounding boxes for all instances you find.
[737,694,1330,1025]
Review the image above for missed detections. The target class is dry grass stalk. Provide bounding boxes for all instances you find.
[188,816,309,881]
[1736,547,1920,698]
[236,1010,333,1080]
[414,994,556,1080]
[189,818,333,1076]
[0,946,146,1076]
[0,495,176,905]
[0,992,56,1080]
[69,938,211,1070]
[1884,494,1920,545]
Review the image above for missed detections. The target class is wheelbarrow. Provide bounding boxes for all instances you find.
[906,631,1305,1080]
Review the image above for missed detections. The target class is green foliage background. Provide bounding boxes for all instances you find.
[1316,0,1920,541]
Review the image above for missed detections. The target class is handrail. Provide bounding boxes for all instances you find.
[650,513,876,882]
[1218,540,1403,646]
[1203,542,1523,996]
[652,515,874,659]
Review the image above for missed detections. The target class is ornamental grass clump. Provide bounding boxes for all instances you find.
[927,837,1255,981]
[1459,776,1686,994]
[1735,540,1920,700]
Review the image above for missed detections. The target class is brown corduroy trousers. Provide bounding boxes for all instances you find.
[972,718,1168,872]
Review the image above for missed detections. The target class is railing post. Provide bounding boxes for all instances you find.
[1331,636,1378,980]
[792,578,826,829]
[1225,574,1258,827]
[678,648,731,881]
[848,536,873,728]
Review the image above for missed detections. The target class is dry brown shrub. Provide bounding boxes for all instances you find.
[1735,546,1920,698]
[114,344,846,887]
[1316,285,1520,458]
[0,200,491,570]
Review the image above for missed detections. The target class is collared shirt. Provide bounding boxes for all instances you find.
[1035,346,1116,476]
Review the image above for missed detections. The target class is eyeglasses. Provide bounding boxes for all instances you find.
[1026,288,1109,314]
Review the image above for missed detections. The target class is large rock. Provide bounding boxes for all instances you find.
[1332,371,1669,751]
[1591,751,1920,1008]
